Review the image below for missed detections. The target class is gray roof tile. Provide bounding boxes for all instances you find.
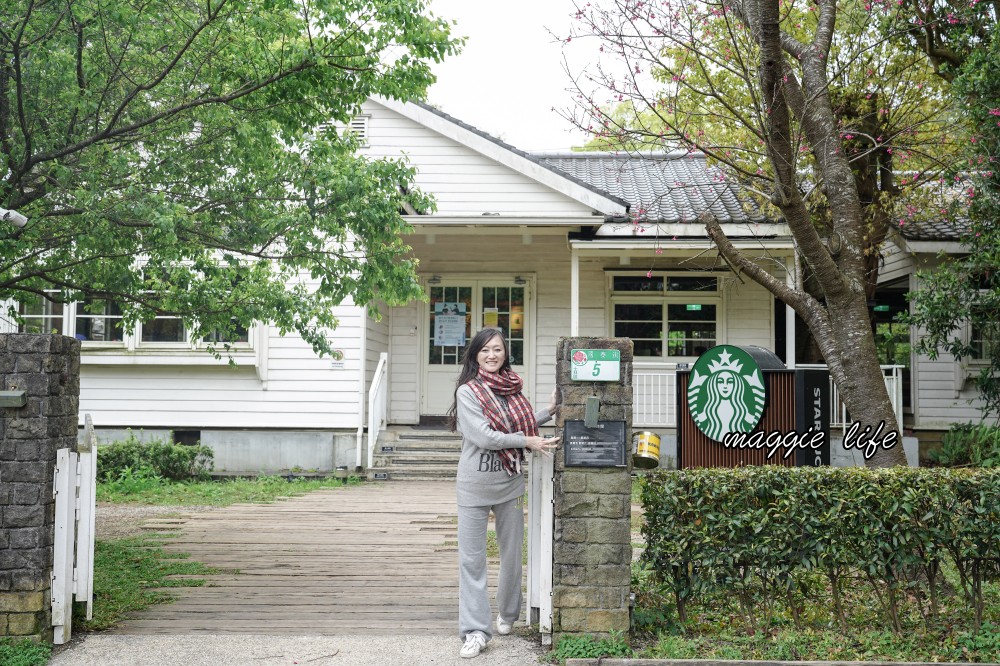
[536,152,764,224]
[896,218,967,241]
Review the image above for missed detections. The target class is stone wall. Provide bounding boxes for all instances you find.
[0,334,81,640]
[552,337,633,640]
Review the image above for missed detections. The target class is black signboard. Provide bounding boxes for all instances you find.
[564,420,628,467]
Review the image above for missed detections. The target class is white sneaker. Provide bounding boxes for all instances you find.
[460,633,487,659]
[496,614,513,635]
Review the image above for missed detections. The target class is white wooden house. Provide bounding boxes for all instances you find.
[877,220,995,444]
[8,96,942,472]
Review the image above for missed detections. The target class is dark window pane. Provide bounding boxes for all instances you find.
[633,340,662,357]
[615,303,662,320]
[613,276,664,292]
[615,321,663,339]
[667,277,717,291]
[205,322,249,343]
[142,318,185,343]
[511,288,525,308]
[510,340,523,365]
[496,288,510,311]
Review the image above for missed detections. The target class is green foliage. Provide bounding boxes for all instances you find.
[930,422,1000,468]
[77,535,217,632]
[640,467,1000,633]
[0,639,51,666]
[0,0,461,356]
[97,432,213,481]
[907,31,1000,420]
[96,473,361,505]
[549,632,632,664]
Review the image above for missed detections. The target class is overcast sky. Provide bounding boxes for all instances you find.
[425,0,593,153]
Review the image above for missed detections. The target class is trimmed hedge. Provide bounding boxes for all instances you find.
[97,431,214,481]
[641,467,1000,632]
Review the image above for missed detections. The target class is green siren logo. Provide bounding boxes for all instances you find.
[688,345,766,442]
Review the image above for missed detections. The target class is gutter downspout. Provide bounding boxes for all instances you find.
[355,305,368,472]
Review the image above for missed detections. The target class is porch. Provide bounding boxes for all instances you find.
[361,353,907,473]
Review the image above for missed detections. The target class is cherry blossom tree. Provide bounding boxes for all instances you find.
[562,0,969,465]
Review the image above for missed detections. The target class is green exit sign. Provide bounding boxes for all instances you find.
[873,305,890,312]
[570,349,621,381]
[686,304,702,311]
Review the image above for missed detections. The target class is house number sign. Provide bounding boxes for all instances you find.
[570,349,621,382]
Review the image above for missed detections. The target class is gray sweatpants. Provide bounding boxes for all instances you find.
[457,495,524,642]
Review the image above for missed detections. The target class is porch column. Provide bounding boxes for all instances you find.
[785,255,796,368]
[570,247,580,336]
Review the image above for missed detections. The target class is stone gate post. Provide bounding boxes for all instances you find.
[0,334,81,641]
[551,337,632,641]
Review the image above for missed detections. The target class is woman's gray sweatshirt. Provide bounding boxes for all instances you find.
[455,383,552,507]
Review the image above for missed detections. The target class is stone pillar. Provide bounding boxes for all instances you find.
[0,334,81,641]
[552,337,632,640]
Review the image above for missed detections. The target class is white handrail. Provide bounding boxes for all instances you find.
[797,364,905,434]
[366,352,389,470]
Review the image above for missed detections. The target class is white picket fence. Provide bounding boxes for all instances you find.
[51,414,97,644]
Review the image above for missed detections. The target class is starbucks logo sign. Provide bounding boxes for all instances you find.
[687,345,766,442]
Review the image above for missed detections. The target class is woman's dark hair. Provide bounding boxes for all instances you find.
[447,328,511,432]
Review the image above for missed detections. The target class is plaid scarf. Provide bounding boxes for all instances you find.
[467,368,538,476]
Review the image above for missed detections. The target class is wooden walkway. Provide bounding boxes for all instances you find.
[114,481,483,635]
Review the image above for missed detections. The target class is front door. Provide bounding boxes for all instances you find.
[422,280,530,416]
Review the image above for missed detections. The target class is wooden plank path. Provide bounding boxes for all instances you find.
[113,480,487,635]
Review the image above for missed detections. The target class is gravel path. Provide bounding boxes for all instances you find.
[95,502,214,540]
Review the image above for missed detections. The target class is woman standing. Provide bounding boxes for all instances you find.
[448,328,560,659]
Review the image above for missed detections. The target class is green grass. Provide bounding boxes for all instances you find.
[97,473,362,505]
[0,639,51,666]
[77,534,219,631]
[642,625,1000,662]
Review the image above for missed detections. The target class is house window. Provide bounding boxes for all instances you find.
[141,315,187,344]
[971,319,995,362]
[204,321,251,345]
[75,298,125,343]
[611,273,719,359]
[17,296,64,334]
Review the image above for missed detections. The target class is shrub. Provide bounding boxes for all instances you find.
[97,431,213,481]
[930,422,1000,467]
[641,466,1000,634]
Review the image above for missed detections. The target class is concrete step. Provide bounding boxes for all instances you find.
[367,467,458,481]
[372,454,461,468]
[375,441,461,454]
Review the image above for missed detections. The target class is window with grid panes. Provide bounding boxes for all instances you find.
[428,286,472,365]
[17,295,64,334]
[482,286,526,364]
[75,298,125,342]
[611,274,719,358]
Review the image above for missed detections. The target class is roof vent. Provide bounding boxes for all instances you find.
[349,115,369,145]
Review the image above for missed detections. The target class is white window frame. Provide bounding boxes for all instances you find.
[607,271,723,362]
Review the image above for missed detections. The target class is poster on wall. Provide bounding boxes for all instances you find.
[483,307,499,329]
[434,302,467,346]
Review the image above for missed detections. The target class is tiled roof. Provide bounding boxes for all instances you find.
[537,152,764,224]
[896,218,967,241]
